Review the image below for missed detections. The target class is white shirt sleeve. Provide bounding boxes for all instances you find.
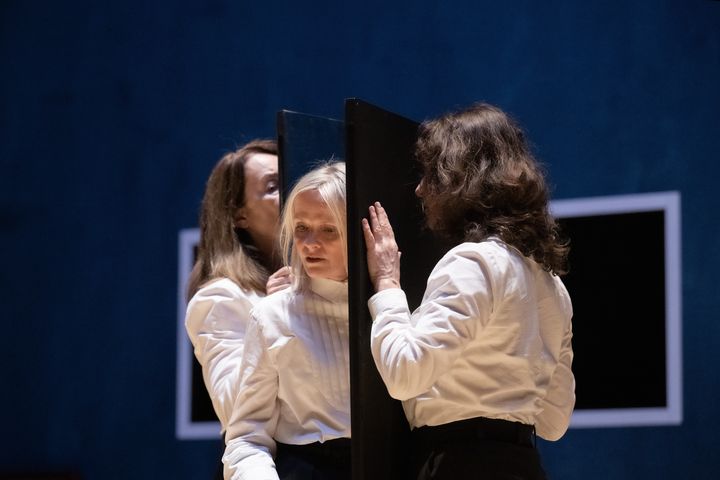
[535,321,575,440]
[223,318,280,480]
[185,280,257,430]
[368,246,494,401]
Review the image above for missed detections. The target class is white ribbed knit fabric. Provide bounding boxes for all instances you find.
[223,277,350,480]
[185,278,263,431]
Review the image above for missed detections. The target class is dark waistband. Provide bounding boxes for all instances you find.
[276,437,351,465]
[413,417,536,448]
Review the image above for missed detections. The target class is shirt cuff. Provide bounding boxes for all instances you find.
[368,288,407,320]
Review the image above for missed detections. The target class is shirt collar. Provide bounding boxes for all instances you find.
[310,277,348,303]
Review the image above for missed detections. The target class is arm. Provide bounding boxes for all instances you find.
[363,202,494,400]
[535,322,575,440]
[368,247,493,400]
[223,318,280,480]
[185,281,255,429]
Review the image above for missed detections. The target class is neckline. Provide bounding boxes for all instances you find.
[310,277,348,303]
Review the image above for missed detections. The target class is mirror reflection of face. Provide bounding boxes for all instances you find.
[236,153,280,250]
[292,189,347,282]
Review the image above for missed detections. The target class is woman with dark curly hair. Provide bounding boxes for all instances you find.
[363,103,575,480]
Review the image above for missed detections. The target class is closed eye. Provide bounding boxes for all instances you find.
[266,180,279,194]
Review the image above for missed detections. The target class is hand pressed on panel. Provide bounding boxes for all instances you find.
[362,202,401,292]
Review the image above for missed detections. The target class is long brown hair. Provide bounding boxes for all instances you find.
[416,103,569,275]
[187,139,279,299]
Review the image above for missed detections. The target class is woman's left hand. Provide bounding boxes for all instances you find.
[266,266,293,295]
[362,202,401,292]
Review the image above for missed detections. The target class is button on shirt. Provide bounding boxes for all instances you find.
[368,240,575,441]
[224,278,350,480]
[185,278,263,431]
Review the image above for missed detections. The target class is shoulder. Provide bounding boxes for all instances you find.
[186,278,263,320]
[250,288,299,330]
[429,240,529,300]
[185,278,264,336]
[444,240,509,258]
[252,287,295,315]
[437,240,518,273]
[249,288,299,345]
[550,274,574,317]
[191,278,262,303]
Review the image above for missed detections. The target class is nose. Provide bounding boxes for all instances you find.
[415,179,425,198]
[301,233,320,251]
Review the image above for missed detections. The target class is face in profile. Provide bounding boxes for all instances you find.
[292,189,347,282]
[415,176,442,231]
[235,153,280,249]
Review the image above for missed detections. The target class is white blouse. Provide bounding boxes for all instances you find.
[185,278,263,431]
[368,239,575,441]
[223,278,350,480]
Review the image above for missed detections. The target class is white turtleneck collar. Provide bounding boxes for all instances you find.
[309,277,348,303]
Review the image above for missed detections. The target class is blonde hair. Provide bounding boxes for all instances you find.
[279,162,346,291]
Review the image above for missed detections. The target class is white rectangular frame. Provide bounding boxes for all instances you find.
[175,191,683,438]
[550,191,683,428]
[176,228,222,439]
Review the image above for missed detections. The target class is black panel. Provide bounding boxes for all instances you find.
[190,243,219,423]
[346,99,447,480]
[277,110,345,202]
[191,355,217,422]
[558,211,667,409]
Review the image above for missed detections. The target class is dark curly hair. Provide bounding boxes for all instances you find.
[415,103,569,275]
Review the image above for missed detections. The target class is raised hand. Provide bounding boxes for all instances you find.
[362,202,401,292]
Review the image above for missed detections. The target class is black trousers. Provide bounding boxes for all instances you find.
[275,438,351,480]
[412,417,547,480]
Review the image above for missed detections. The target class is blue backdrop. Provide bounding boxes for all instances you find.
[1,0,719,478]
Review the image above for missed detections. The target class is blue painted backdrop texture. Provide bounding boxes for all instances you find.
[1,0,719,478]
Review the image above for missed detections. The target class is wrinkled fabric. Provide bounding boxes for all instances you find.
[185,278,263,431]
[369,239,575,441]
[224,278,350,480]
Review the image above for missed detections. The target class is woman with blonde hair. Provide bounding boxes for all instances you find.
[223,162,350,480]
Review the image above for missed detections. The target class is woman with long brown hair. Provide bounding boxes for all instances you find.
[185,139,291,446]
[363,103,575,480]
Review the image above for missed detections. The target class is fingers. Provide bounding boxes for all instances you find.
[361,218,375,248]
[363,202,403,292]
[270,266,291,280]
[374,202,391,231]
[368,202,395,237]
[368,204,379,231]
[266,266,293,295]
